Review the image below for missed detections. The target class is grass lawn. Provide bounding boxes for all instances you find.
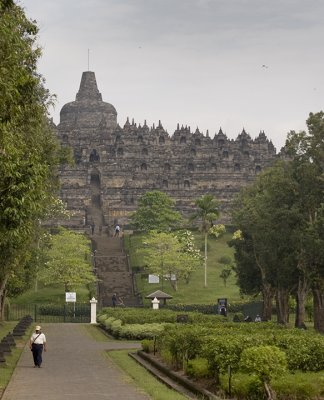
[125,232,242,306]
[106,349,188,400]
[82,325,188,400]
[81,324,113,342]
[9,231,242,307]
[0,322,33,391]
[10,283,91,305]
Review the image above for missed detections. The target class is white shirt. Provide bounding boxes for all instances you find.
[30,332,46,345]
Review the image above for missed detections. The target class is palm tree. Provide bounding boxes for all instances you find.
[190,194,220,287]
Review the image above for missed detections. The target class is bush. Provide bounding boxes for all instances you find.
[141,339,155,353]
[165,304,218,315]
[218,255,232,265]
[160,348,173,366]
[233,313,244,322]
[38,304,90,316]
[229,370,324,399]
[98,307,178,324]
[110,319,123,337]
[276,334,324,371]
[185,358,212,379]
[220,373,264,400]
[272,371,324,399]
[120,323,167,340]
[97,313,108,324]
[239,345,287,382]
[157,325,208,369]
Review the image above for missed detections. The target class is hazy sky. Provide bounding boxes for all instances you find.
[21,0,324,151]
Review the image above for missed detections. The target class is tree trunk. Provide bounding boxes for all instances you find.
[252,240,274,321]
[264,381,276,400]
[295,272,309,328]
[204,232,208,288]
[276,288,290,325]
[262,284,275,321]
[312,282,324,333]
[0,277,8,321]
[170,279,178,291]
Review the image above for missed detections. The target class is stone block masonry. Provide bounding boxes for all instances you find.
[54,71,279,231]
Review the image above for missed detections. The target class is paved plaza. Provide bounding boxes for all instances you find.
[2,323,150,400]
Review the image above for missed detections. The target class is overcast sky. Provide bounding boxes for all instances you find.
[21,0,324,151]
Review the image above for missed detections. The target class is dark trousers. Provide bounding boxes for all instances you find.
[32,344,44,366]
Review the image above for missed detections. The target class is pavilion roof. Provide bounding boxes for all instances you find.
[145,290,173,299]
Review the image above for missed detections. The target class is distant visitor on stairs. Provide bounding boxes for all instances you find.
[112,293,117,308]
[114,224,120,237]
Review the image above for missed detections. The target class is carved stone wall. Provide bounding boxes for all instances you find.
[55,71,278,230]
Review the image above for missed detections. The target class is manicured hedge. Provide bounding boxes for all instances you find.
[156,323,324,374]
[98,307,226,325]
[97,307,324,399]
[38,304,90,316]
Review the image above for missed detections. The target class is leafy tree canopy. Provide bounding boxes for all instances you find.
[38,228,96,292]
[138,230,202,290]
[190,194,220,231]
[130,191,183,232]
[0,1,63,316]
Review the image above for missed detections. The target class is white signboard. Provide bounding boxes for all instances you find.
[65,292,76,302]
[148,275,160,284]
[164,273,177,281]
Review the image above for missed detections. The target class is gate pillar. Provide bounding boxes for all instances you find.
[90,297,98,324]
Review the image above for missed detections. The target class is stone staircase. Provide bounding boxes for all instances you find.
[93,236,140,307]
[87,198,141,307]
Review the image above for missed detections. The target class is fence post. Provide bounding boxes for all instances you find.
[34,304,37,322]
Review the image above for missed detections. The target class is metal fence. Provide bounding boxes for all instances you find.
[5,303,91,323]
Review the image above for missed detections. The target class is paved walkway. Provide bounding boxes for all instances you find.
[2,324,151,400]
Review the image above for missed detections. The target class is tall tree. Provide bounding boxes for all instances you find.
[232,110,324,332]
[130,191,183,232]
[231,161,302,322]
[286,112,324,332]
[138,230,202,291]
[38,228,96,292]
[190,194,223,287]
[0,1,60,317]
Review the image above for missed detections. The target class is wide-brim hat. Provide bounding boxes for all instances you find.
[35,325,41,331]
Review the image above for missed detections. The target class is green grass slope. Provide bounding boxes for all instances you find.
[125,232,241,306]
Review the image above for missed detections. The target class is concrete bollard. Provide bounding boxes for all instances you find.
[152,297,160,310]
[90,297,98,324]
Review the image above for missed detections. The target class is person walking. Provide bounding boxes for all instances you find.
[114,224,120,237]
[112,293,117,308]
[29,325,47,368]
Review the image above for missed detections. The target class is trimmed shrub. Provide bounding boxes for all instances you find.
[220,373,264,400]
[97,313,108,324]
[119,323,167,340]
[38,304,90,316]
[110,319,123,338]
[239,345,287,382]
[141,339,155,353]
[157,325,209,369]
[273,371,324,399]
[185,358,212,379]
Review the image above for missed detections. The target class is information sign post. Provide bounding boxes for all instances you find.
[66,292,77,318]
